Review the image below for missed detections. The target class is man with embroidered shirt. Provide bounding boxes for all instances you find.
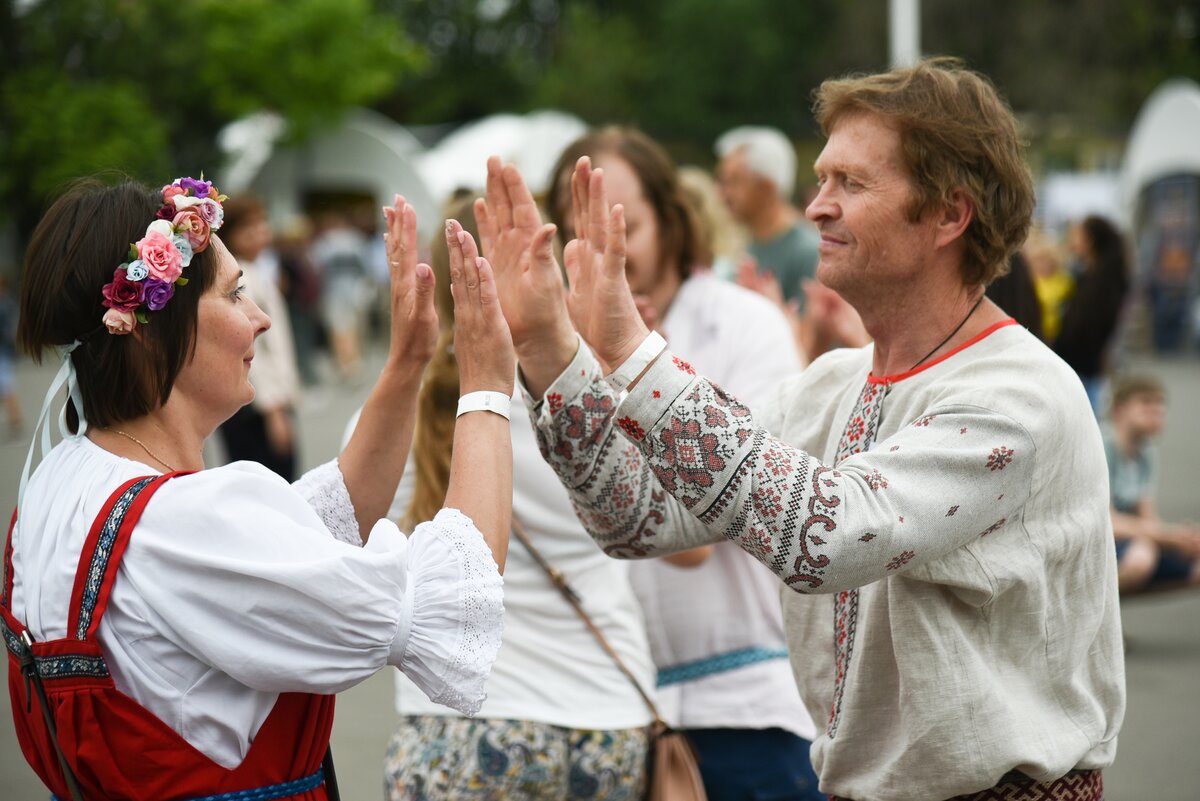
[481,57,1124,801]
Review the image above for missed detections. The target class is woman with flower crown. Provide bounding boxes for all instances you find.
[2,176,516,801]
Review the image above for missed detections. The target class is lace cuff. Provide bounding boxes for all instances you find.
[293,459,361,546]
[397,508,504,716]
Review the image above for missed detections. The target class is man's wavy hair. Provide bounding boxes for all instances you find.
[813,57,1034,286]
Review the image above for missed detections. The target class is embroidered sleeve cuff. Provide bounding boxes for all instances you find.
[397,508,505,716]
[292,459,362,546]
[521,333,604,421]
[614,348,698,444]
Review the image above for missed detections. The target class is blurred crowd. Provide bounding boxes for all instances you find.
[211,121,1197,801]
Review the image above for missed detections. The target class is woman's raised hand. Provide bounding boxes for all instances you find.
[564,157,650,372]
[382,195,439,373]
[445,219,516,395]
[476,156,578,396]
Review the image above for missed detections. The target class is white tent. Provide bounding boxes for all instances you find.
[218,108,439,237]
[1036,171,1122,236]
[1118,78,1200,226]
[415,110,588,204]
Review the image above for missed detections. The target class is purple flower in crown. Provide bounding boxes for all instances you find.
[142,278,176,311]
[179,177,213,198]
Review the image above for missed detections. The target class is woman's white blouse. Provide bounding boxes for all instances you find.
[9,437,504,768]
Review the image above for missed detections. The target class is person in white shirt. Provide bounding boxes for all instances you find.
[6,178,513,801]
[535,128,822,801]
[363,195,656,801]
[480,58,1123,801]
[215,195,302,479]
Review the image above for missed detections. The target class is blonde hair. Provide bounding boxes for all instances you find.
[403,195,477,529]
[813,57,1034,286]
[678,165,747,267]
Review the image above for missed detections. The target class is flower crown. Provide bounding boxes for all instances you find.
[100,177,227,334]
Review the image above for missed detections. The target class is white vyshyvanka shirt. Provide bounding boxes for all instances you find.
[525,320,1124,801]
[630,272,816,739]
[10,437,504,768]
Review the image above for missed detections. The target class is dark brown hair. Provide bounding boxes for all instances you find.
[545,126,710,278]
[814,57,1034,286]
[17,178,220,431]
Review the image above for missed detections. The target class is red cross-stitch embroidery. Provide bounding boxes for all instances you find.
[946,505,959,516]
[866,469,888,491]
[616,416,645,440]
[672,356,696,375]
[979,518,1007,537]
[912,414,936,427]
[547,392,564,414]
[886,550,915,571]
[986,446,1014,471]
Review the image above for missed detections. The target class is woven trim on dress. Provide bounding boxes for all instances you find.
[1,617,26,659]
[75,477,155,639]
[33,653,109,680]
[53,766,325,801]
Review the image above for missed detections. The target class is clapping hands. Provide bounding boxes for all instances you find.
[561,157,651,373]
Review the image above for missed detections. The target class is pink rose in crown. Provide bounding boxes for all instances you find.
[173,210,212,252]
[137,231,184,283]
[101,267,146,311]
[102,308,137,335]
[162,184,186,203]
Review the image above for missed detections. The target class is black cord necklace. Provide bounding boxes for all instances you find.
[908,293,986,372]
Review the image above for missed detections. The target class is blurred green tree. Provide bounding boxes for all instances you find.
[0,0,421,244]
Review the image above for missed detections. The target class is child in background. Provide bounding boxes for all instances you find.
[1104,373,1200,595]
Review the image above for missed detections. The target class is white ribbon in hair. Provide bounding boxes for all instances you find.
[17,341,87,514]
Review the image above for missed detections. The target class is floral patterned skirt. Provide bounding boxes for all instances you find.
[384,715,651,801]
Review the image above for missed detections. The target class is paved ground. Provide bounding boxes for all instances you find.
[1,346,1197,800]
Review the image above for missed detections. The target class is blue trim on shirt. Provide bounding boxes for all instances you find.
[656,647,790,687]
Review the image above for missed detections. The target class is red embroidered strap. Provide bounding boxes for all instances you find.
[66,472,190,642]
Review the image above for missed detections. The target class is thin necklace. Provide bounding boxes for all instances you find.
[109,428,178,472]
[908,293,985,372]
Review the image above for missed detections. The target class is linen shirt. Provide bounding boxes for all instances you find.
[629,272,815,738]
[525,321,1124,801]
[10,437,504,769]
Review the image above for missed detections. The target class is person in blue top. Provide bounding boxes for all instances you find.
[1104,373,1200,594]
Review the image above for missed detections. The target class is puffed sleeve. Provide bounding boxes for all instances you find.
[292,459,362,545]
[123,462,504,715]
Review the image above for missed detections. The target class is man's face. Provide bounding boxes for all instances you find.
[717,149,768,224]
[806,113,940,301]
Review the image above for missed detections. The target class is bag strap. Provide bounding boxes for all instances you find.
[510,515,666,729]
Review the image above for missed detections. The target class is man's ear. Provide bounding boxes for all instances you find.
[934,188,974,250]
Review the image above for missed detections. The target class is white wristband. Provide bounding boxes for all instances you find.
[457,391,511,420]
[604,331,668,391]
